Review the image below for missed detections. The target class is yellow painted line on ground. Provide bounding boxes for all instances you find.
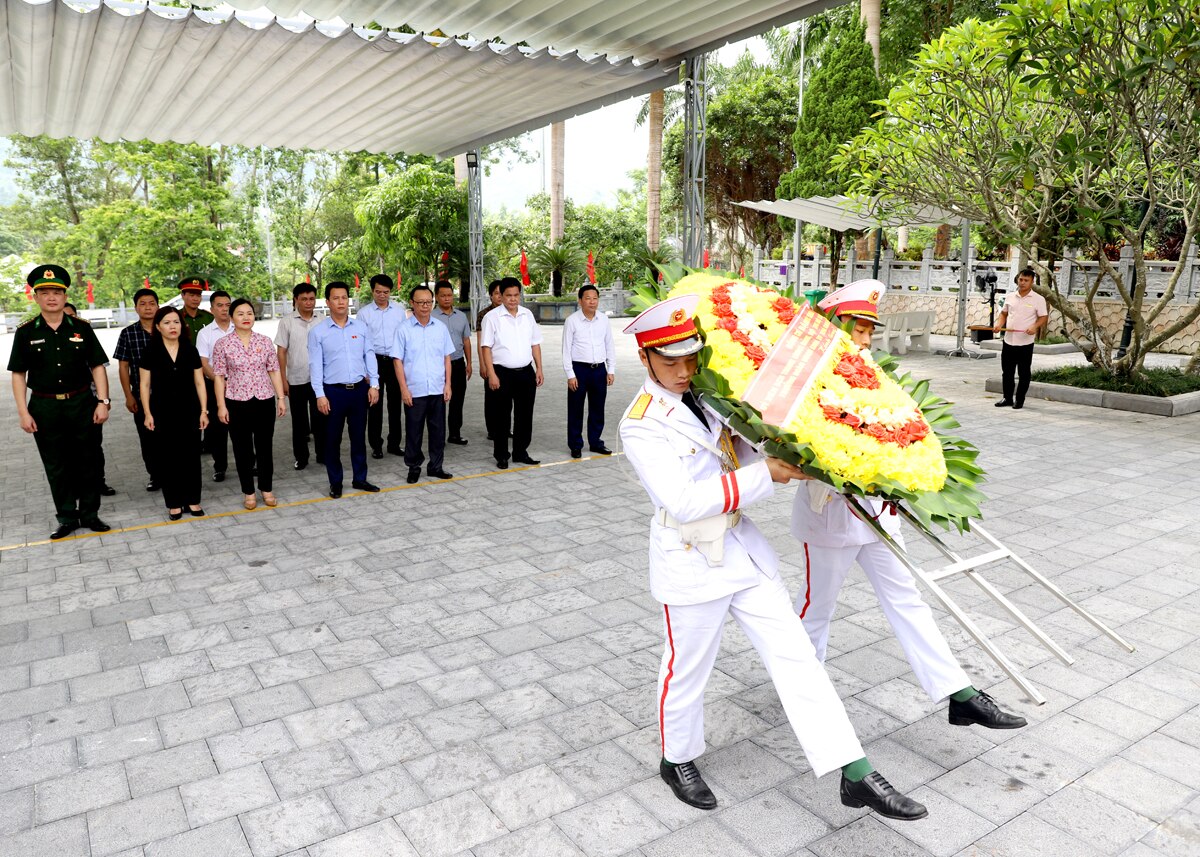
[0,452,623,554]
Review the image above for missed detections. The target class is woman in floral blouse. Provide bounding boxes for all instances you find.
[212,299,286,509]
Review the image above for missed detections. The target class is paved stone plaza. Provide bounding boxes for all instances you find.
[1,320,1197,856]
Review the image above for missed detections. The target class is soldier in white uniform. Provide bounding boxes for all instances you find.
[793,281,1026,730]
[620,294,928,821]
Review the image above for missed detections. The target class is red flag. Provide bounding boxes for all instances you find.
[396,270,402,285]
[25,283,32,301]
[519,250,530,286]
[739,265,745,277]
[586,252,596,285]
[306,273,311,283]
[703,248,711,268]
[143,276,150,288]
[438,251,450,279]
[86,281,95,305]
[354,273,360,289]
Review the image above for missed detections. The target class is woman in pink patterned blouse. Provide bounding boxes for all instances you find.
[213,299,286,509]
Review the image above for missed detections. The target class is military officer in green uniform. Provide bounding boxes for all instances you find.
[8,265,113,539]
[178,277,213,343]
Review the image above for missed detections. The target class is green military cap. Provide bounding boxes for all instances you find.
[28,265,71,291]
[178,276,206,293]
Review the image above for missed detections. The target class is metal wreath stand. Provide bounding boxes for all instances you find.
[841,495,1135,705]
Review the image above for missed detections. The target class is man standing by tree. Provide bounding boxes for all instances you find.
[481,279,544,469]
[432,280,472,445]
[276,282,326,470]
[9,266,112,539]
[114,287,160,491]
[310,282,381,498]
[356,273,405,459]
[196,290,233,482]
[394,284,456,484]
[562,284,615,458]
[993,268,1047,409]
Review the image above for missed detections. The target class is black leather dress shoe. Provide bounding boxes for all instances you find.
[570,449,582,459]
[949,691,1027,729]
[496,458,508,469]
[294,459,308,471]
[589,445,613,455]
[330,484,343,499]
[352,480,380,492]
[513,455,540,465]
[840,772,928,820]
[146,479,159,491]
[660,760,717,810]
[99,483,117,496]
[82,519,111,533]
[213,471,226,483]
[50,523,77,540]
[1013,402,1024,410]
[994,400,1014,408]
[428,469,453,480]
[387,446,404,457]
[407,468,420,484]
[371,449,384,460]
[447,436,468,445]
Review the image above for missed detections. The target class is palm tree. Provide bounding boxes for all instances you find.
[550,122,565,244]
[646,90,665,249]
[860,0,881,73]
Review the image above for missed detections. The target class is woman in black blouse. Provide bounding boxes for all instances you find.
[139,306,209,520]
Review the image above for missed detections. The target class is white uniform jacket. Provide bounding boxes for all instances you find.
[620,380,778,606]
[791,482,902,547]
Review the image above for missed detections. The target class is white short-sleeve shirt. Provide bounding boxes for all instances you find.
[481,305,543,369]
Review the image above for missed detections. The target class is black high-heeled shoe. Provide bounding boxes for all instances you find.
[168,510,183,521]
[188,507,205,517]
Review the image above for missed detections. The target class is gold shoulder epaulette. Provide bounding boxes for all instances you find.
[627,392,652,420]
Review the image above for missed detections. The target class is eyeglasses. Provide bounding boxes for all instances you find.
[412,300,433,306]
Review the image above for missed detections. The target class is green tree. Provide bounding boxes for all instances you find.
[839,2,1200,377]
[777,21,883,286]
[356,162,466,284]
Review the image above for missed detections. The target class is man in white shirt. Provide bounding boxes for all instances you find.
[196,290,233,482]
[480,280,544,469]
[993,268,1048,410]
[562,284,615,458]
[275,282,326,470]
[355,274,406,457]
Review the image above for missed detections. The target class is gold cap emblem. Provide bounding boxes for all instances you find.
[43,269,54,279]
[670,308,686,324]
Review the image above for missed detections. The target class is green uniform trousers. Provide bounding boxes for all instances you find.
[28,395,103,526]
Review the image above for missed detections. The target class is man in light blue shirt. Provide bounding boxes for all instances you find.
[355,273,406,458]
[394,284,456,484]
[309,281,381,498]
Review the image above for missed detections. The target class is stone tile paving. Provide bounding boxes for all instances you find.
[1,321,1197,856]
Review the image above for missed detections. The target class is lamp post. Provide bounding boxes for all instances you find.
[465,149,484,323]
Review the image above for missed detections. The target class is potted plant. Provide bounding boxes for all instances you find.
[530,242,579,297]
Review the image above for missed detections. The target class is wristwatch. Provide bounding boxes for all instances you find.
[97,398,111,406]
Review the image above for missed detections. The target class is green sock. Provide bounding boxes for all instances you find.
[842,757,874,782]
[661,758,678,768]
[950,686,980,703]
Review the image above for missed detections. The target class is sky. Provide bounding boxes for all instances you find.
[483,35,774,214]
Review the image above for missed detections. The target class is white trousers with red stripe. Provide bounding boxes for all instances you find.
[658,573,864,778]
[796,539,971,703]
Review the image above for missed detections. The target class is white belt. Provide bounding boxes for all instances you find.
[655,507,742,565]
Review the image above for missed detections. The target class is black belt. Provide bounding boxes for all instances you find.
[496,363,533,371]
[574,361,606,369]
[30,386,90,400]
[331,380,365,389]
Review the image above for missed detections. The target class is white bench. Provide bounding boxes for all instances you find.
[872,311,933,355]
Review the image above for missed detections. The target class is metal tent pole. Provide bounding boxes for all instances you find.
[682,54,708,268]
[466,149,484,323]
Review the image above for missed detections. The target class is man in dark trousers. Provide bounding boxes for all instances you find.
[480,279,544,469]
[9,265,112,539]
[276,282,326,470]
[309,282,381,498]
[562,283,615,458]
[432,280,472,445]
[356,273,405,458]
[114,287,159,490]
[394,285,456,483]
[993,268,1048,410]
